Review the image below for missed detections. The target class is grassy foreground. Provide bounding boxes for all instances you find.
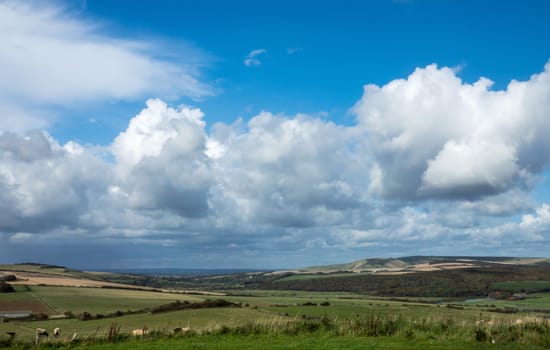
[2,315,550,349]
[43,334,550,350]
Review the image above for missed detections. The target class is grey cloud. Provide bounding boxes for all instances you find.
[0,131,111,234]
[210,112,369,228]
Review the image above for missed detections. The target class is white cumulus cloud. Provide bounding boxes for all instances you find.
[354,61,550,200]
[0,1,211,132]
[112,99,213,218]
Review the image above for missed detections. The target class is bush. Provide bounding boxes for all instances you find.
[32,313,48,320]
[0,281,14,293]
[474,328,488,342]
[0,336,12,348]
[301,302,318,306]
[0,275,16,282]
[80,311,93,321]
[149,299,238,314]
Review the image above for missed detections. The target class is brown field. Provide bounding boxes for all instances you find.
[2,270,224,296]
[9,272,151,289]
[0,300,48,313]
[411,262,475,272]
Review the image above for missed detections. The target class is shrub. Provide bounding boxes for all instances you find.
[79,311,93,321]
[149,299,238,314]
[0,274,16,282]
[32,313,48,320]
[0,336,12,348]
[474,328,488,342]
[301,302,318,306]
[0,282,14,293]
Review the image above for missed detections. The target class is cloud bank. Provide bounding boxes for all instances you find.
[2,24,550,268]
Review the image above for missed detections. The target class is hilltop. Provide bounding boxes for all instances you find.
[0,263,148,290]
[274,256,550,275]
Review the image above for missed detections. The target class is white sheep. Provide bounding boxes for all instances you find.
[35,328,48,345]
[132,328,148,336]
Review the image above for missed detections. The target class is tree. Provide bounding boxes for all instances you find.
[0,281,15,293]
[0,274,16,282]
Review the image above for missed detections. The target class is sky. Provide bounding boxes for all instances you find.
[1,0,550,269]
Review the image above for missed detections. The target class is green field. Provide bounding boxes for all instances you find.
[28,286,203,314]
[3,314,550,349]
[0,285,203,315]
[0,307,276,339]
[491,281,550,293]
[2,262,550,349]
[3,286,550,347]
[460,293,550,310]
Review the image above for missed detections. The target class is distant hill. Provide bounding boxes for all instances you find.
[262,256,550,298]
[289,256,550,274]
[0,263,152,290]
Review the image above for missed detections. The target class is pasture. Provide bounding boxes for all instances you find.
[459,293,550,310]
[1,285,203,315]
[2,261,550,349]
[2,285,550,348]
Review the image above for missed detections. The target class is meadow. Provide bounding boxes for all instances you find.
[2,261,550,348]
[2,285,550,348]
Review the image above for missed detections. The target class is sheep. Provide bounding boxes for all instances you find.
[54,328,61,338]
[174,327,191,334]
[132,328,148,336]
[35,328,48,344]
[35,328,48,337]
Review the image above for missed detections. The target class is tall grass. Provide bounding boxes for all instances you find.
[203,313,550,346]
[2,314,549,348]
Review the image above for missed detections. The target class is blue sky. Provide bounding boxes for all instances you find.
[52,0,550,143]
[1,0,550,269]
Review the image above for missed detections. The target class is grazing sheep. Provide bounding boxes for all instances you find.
[174,327,190,334]
[5,332,15,339]
[54,328,61,338]
[35,328,48,344]
[35,328,48,337]
[475,320,494,327]
[132,328,148,336]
